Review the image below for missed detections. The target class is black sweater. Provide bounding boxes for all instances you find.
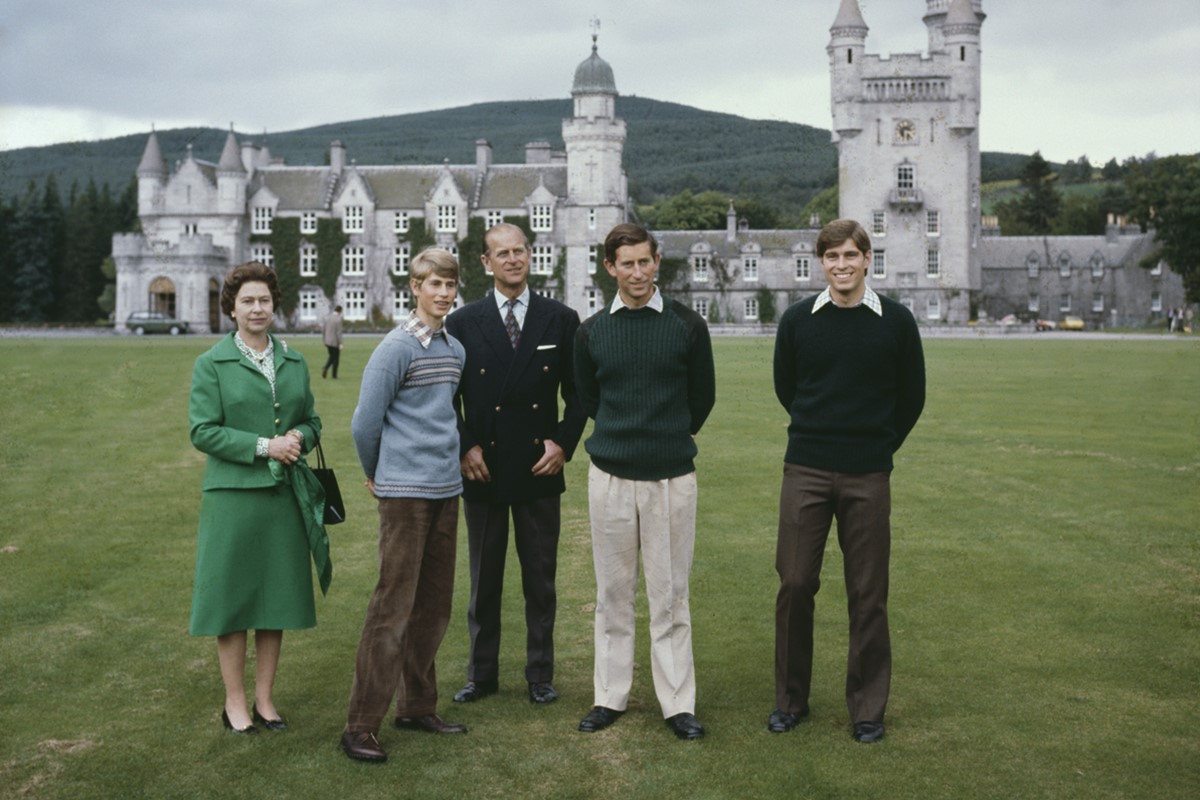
[773,294,925,473]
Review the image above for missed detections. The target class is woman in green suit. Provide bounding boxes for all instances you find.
[188,262,330,734]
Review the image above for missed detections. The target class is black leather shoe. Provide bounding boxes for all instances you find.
[767,707,807,733]
[221,710,259,735]
[852,721,885,743]
[340,731,387,762]
[529,682,558,704]
[452,679,498,703]
[578,706,622,733]
[395,714,467,734]
[665,712,705,740]
[252,703,288,732]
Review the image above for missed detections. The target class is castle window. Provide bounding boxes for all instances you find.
[392,289,411,319]
[872,249,887,279]
[744,297,759,321]
[1151,292,1162,312]
[392,244,410,276]
[342,289,366,321]
[1058,252,1071,277]
[692,256,710,283]
[531,205,553,232]
[693,298,709,318]
[743,256,759,282]
[342,246,365,276]
[926,249,940,278]
[897,164,916,193]
[300,245,318,277]
[1151,260,1163,276]
[588,245,599,275]
[394,211,410,234]
[586,288,600,316]
[1059,293,1071,312]
[960,46,966,61]
[252,207,273,234]
[436,205,457,233]
[847,49,853,64]
[1028,293,1040,313]
[589,208,597,230]
[343,206,364,233]
[299,290,320,322]
[530,245,554,275]
[300,212,317,234]
[486,211,503,229]
[1026,254,1040,277]
[794,256,811,281]
[183,223,198,236]
[1092,293,1105,313]
[250,244,273,269]
[1090,254,1105,278]
[871,211,887,236]
[926,210,940,236]
[926,296,941,320]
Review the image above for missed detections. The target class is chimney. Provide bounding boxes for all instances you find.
[330,140,346,173]
[524,141,552,164]
[475,139,493,172]
[726,201,737,242]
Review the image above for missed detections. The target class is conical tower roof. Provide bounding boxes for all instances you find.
[831,0,868,33]
[136,130,166,176]
[946,0,977,25]
[217,129,244,173]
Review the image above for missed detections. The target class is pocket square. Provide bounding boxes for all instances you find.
[537,344,556,350]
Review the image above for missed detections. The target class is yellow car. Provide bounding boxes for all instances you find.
[1057,316,1085,331]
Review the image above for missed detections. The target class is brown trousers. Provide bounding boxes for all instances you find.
[345,496,458,734]
[775,464,891,724]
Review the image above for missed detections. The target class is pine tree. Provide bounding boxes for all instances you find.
[10,182,54,322]
[1014,151,1062,234]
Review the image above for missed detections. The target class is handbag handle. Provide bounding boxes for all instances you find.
[314,440,328,470]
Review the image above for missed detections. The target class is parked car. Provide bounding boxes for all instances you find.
[1057,316,1085,331]
[1035,319,1057,332]
[127,311,189,335]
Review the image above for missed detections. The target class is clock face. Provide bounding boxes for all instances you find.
[895,119,917,143]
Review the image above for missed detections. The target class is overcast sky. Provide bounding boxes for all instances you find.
[1,0,1196,164]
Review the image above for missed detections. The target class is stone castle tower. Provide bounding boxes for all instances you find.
[829,0,984,323]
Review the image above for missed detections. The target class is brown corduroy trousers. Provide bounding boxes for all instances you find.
[345,496,458,734]
[774,464,892,724]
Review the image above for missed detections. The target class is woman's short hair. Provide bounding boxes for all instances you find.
[220,261,280,315]
[410,247,460,285]
[816,219,872,258]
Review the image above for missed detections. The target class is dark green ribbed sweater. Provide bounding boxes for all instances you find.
[574,297,716,480]
[773,294,925,473]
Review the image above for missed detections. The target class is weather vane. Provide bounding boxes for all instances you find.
[589,15,600,48]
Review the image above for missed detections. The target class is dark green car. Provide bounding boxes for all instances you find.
[127,311,189,335]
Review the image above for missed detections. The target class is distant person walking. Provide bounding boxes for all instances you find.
[770,219,925,744]
[188,260,331,735]
[321,305,345,379]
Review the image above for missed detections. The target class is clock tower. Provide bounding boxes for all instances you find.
[829,0,984,323]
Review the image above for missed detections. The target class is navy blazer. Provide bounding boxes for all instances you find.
[446,291,586,504]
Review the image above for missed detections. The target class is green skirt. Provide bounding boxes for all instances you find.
[189,484,317,636]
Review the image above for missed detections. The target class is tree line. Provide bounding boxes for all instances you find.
[0,177,138,324]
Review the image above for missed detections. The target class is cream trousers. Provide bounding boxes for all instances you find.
[587,463,698,718]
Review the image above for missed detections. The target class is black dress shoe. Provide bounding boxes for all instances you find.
[340,731,387,762]
[452,679,498,703]
[252,703,288,732]
[221,710,259,735]
[528,681,558,704]
[665,712,705,740]
[578,706,622,733]
[852,721,885,743]
[767,707,807,733]
[395,714,467,734]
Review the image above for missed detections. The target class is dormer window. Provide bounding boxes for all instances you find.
[531,205,553,232]
[343,206,364,233]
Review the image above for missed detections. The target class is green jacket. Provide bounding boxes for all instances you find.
[189,333,321,490]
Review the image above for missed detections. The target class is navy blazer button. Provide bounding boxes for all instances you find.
[532,403,539,410]
[480,368,486,375]
[534,438,541,445]
[495,405,501,412]
[490,441,496,447]
[542,366,549,372]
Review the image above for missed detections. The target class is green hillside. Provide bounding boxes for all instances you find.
[0,97,1030,219]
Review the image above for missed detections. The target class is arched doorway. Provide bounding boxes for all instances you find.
[149,276,176,317]
[209,279,221,332]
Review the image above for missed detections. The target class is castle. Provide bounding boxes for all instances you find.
[113,0,1183,333]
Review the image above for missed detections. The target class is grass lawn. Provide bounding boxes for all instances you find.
[0,334,1197,799]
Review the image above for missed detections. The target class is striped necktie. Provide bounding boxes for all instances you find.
[504,298,520,349]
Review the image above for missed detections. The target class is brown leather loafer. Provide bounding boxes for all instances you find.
[395,714,467,734]
[340,731,387,762]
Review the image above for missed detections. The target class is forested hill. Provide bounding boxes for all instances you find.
[0,96,1029,218]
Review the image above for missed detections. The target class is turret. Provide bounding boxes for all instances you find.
[943,0,984,132]
[136,130,166,216]
[562,32,627,205]
[216,128,247,215]
[571,33,617,120]
[828,0,868,139]
[924,0,984,53]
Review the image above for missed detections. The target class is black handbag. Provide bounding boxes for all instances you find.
[312,442,346,525]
